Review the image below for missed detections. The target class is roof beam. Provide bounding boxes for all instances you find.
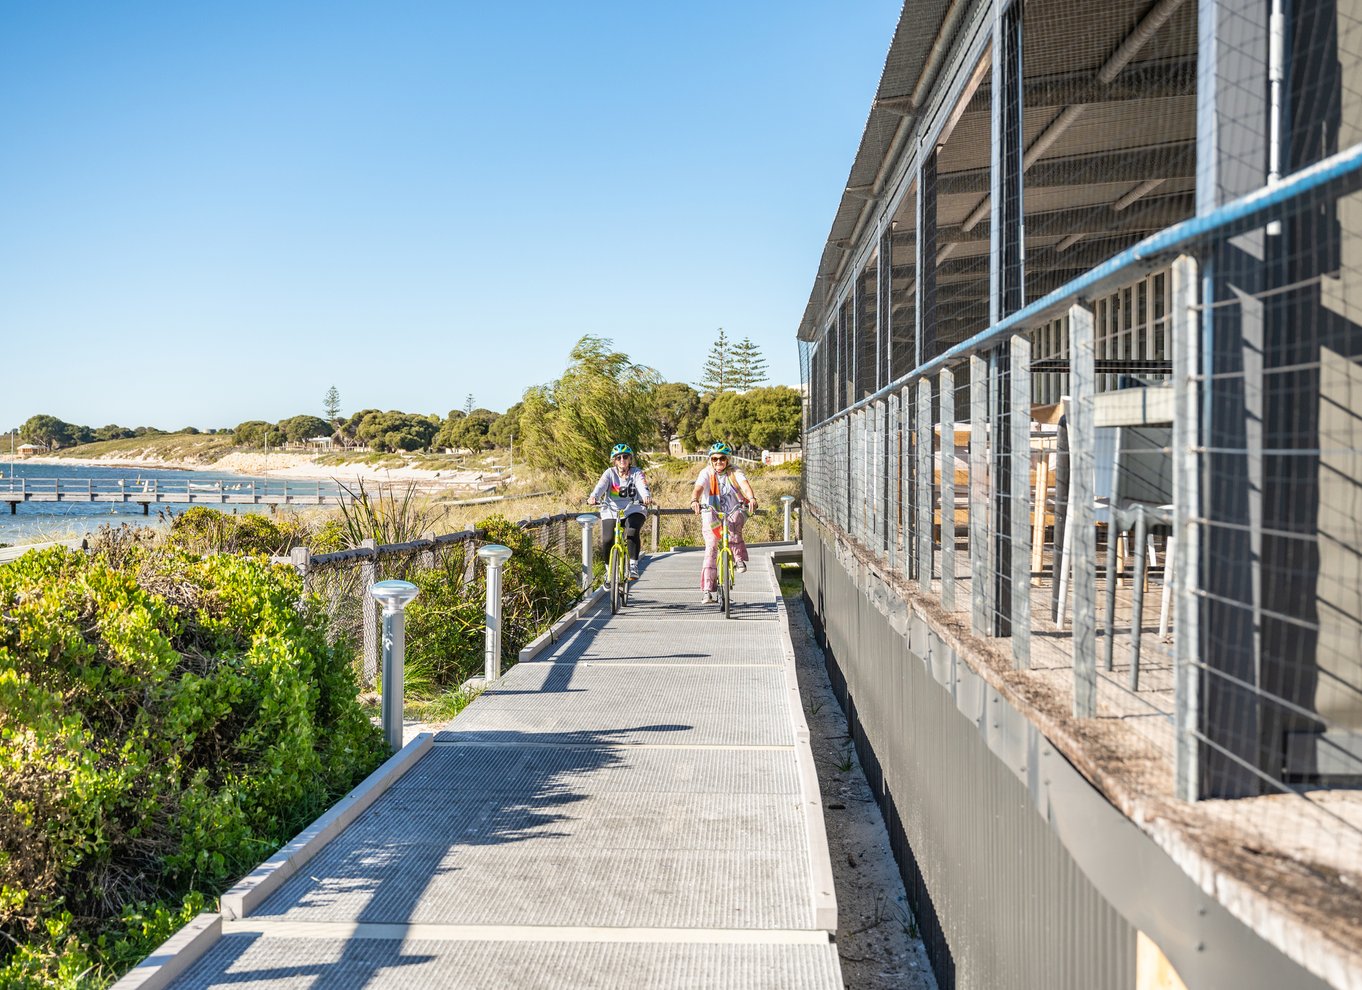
[936,142,1196,195]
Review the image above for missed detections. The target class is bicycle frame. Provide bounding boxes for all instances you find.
[710,506,737,617]
[608,512,630,613]
[600,501,643,614]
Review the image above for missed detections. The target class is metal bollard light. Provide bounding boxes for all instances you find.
[369,580,421,753]
[478,544,514,681]
[781,495,796,542]
[576,514,597,592]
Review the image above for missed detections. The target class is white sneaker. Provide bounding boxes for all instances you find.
[701,591,716,604]
[629,560,640,580]
[735,560,747,574]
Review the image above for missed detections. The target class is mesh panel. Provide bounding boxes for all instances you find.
[800,0,1362,927]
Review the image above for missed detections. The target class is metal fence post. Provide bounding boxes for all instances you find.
[478,544,513,681]
[970,355,991,636]
[370,580,420,753]
[360,538,379,688]
[781,495,795,542]
[1069,303,1098,718]
[290,545,312,593]
[1010,332,1032,668]
[916,379,933,592]
[940,367,957,612]
[1171,254,1201,799]
[576,514,596,592]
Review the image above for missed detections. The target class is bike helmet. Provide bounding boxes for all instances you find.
[610,443,634,457]
[708,441,733,457]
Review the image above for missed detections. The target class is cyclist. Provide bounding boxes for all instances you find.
[588,443,651,580]
[690,441,757,603]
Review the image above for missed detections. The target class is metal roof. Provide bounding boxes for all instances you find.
[797,0,1199,346]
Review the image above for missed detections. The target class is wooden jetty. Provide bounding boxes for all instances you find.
[0,477,357,514]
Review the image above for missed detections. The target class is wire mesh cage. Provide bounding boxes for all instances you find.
[797,0,1362,946]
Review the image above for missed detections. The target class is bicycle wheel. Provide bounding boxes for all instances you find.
[719,550,732,617]
[620,549,631,608]
[609,548,622,615]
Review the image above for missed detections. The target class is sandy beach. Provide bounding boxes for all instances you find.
[23,452,503,490]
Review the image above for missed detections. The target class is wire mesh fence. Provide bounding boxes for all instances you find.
[800,0,1362,910]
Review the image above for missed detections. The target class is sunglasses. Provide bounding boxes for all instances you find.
[710,456,728,463]
[614,453,632,460]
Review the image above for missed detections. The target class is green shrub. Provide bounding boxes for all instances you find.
[0,547,385,987]
[400,515,579,694]
[162,506,307,557]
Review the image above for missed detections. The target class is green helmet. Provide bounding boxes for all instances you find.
[708,441,733,457]
[610,443,634,458]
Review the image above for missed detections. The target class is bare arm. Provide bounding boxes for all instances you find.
[690,469,707,513]
[736,471,757,510]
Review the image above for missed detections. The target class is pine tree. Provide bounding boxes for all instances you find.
[730,337,769,391]
[698,328,731,394]
[464,393,476,415]
[324,385,341,423]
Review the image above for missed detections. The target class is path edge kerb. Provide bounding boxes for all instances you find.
[767,551,839,934]
[110,732,434,990]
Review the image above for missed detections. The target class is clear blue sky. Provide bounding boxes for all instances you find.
[1,1,898,431]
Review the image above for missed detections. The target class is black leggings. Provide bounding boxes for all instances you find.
[601,513,644,561]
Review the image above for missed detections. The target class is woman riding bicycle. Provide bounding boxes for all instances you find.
[690,441,757,603]
[588,443,651,579]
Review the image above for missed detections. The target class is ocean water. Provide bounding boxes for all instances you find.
[0,461,323,545]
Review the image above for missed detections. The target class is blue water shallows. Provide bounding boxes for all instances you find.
[0,462,338,545]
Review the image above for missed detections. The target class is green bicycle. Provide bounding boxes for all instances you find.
[708,500,748,619]
[598,500,644,615]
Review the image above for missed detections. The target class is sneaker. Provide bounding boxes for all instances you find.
[735,560,747,574]
[700,591,716,604]
[629,560,640,580]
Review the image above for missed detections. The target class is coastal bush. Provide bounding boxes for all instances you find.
[162,506,307,557]
[0,547,386,988]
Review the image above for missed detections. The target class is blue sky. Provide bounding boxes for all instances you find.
[0,1,899,430]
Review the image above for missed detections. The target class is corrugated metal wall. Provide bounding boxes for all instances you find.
[805,519,1135,989]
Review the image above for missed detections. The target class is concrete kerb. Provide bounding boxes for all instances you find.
[518,587,607,663]
[108,914,222,990]
[221,732,435,920]
[766,552,838,935]
[114,734,436,987]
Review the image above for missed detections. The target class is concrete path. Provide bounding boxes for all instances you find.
[159,548,842,989]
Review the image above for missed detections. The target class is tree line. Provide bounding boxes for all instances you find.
[8,416,225,450]
[10,333,801,467]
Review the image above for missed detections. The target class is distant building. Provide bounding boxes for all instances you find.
[16,443,46,458]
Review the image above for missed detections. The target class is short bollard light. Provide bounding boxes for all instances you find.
[369,580,421,754]
[478,544,514,681]
[576,513,597,593]
[781,495,796,542]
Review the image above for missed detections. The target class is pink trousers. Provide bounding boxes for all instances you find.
[700,511,748,591]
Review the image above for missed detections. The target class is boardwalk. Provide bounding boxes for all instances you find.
[142,548,842,989]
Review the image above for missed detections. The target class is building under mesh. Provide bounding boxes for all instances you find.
[797,1,1362,987]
